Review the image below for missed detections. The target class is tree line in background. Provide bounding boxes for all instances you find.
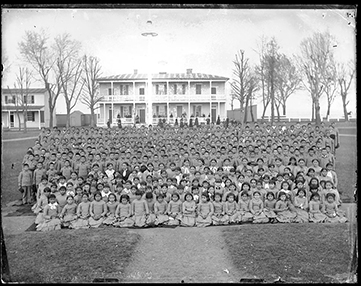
[3,30,356,130]
[4,29,102,130]
[231,31,355,125]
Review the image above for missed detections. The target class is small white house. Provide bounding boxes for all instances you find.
[1,88,56,129]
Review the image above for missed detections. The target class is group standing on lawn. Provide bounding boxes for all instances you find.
[17,120,348,231]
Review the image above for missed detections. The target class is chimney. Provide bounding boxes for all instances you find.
[134,69,138,74]
[186,68,193,74]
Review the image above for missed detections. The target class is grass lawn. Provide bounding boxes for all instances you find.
[2,129,41,140]
[222,223,354,283]
[3,227,141,283]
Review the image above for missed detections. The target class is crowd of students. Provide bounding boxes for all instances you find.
[17,120,348,231]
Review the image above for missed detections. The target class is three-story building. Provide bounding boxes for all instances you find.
[96,69,229,127]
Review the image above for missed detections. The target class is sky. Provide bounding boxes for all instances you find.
[1,6,357,118]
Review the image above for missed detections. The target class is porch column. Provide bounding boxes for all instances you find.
[104,103,106,126]
[38,110,41,129]
[111,81,114,96]
[8,110,10,128]
[111,102,114,123]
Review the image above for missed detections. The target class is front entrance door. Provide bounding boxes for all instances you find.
[10,114,14,128]
[139,109,146,123]
[211,108,217,123]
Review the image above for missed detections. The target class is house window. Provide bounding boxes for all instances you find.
[164,84,167,95]
[40,111,44,123]
[211,87,217,94]
[5,96,8,104]
[173,84,177,94]
[108,88,113,95]
[27,111,35,122]
[156,84,159,95]
[156,105,160,116]
[196,84,202,94]
[139,88,145,95]
[124,85,129,95]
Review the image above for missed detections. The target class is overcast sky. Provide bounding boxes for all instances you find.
[2,6,357,118]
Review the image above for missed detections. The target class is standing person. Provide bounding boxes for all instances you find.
[33,162,46,202]
[166,192,183,226]
[131,189,149,227]
[154,193,169,226]
[114,194,134,228]
[181,192,196,227]
[72,193,91,229]
[292,188,309,223]
[36,194,62,232]
[249,190,268,224]
[103,193,119,226]
[59,195,78,228]
[274,191,297,223]
[211,192,229,225]
[196,192,214,227]
[88,191,107,228]
[308,193,327,223]
[18,163,34,205]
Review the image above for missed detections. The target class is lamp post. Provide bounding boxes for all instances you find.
[142,20,158,127]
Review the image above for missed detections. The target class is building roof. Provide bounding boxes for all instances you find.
[2,105,45,111]
[97,72,229,81]
[2,88,47,94]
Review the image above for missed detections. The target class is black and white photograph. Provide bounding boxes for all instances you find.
[1,4,357,283]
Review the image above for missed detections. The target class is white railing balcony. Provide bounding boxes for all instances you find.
[100,93,226,103]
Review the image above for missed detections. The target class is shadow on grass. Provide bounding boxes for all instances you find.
[222,223,352,283]
[4,228,141,283]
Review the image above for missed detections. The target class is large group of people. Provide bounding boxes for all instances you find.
[17,120,348,231]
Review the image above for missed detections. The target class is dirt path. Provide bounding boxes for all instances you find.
[120,226,244,283]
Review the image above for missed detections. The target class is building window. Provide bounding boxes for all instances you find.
[124,85,129,95]
[139,88,145,95]
[211,87,217,94]
[196,84,202,94]
[173,84,177,94]
[182,84,186,95]
[156,84,159,95]
[164,84,167,95]
[40,111,44,123]
[108,88,113,95]
[27,111,35,122]
[156,105,159,116]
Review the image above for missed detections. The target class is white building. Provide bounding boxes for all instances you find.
[1,88,56,129]
[95,69,229,127]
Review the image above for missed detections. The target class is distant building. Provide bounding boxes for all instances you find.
[95,69,229,126]
[56,110,97,127]
[227,105,257,123]
[1,88,56,129]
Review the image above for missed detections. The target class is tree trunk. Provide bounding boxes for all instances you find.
[23,111,27,133]
[282,103,286,116]
[276,103,281,122]
[244,97,249,124]
[90,107,95,127]
[314,97,321,124]
[250,103,255,122]
[16,111,21,131]
[326,101,331,121]
[341,94,349,121]
[261,101,269,120]
[311,97,315,122]
[66,105,71,128]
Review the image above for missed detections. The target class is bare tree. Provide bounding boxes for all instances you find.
[337,60,355,121]
[15,67,33,133]
[321,61,338,121]
[254,35,271,121]
[54,33,84,128]
[18,30,61,128]
[274,54,302,117]
[231,50,256,123]
[80,55,102,127]
[299,31,335,124]
[244,71,258,123]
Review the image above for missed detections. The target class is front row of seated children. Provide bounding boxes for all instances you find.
[33,184,348,231]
